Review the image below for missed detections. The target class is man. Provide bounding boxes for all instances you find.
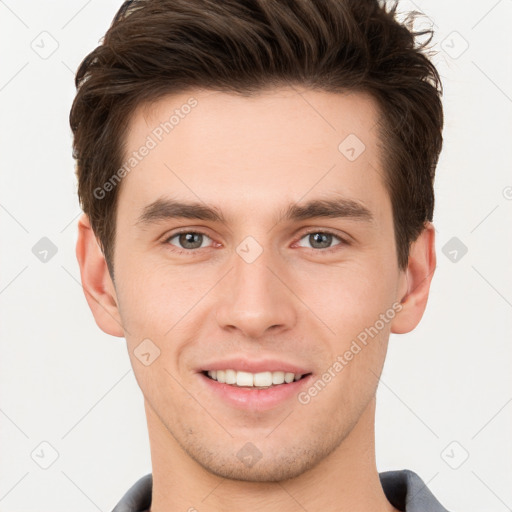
[70,0,448,510]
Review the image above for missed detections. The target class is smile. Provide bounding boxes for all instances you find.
[204,369,310,388]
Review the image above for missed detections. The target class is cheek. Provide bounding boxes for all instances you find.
[297,264,396,414]
[115,255,215,338]
[293,257,399,334]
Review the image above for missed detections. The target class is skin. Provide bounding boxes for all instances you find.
[76,87,436,512]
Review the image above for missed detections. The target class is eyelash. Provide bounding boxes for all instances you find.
[163,228,349,256]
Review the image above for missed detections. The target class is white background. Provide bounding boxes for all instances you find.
[0,1,511,511]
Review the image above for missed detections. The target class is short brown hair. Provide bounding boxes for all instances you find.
[69,0,443,278]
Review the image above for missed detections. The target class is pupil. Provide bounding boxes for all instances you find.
[180,233,202,249]
[310,233,331,249]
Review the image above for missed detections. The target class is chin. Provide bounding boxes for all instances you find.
[184,437,338,483]
[201,455,315,483]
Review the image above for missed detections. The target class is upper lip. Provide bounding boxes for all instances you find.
[197,357,312,375]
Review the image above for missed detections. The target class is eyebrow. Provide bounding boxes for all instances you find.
[135,196,374,227]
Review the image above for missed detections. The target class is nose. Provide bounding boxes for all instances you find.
[214,244,298,339]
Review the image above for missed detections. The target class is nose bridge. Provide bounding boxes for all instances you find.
[215,239,297,338]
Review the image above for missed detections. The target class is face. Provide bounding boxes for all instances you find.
[110,87,408,481]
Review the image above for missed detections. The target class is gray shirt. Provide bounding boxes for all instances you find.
[111,469,451,511]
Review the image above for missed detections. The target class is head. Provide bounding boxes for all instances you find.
[72,0,442,483]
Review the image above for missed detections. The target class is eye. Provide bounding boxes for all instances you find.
[162,229,348,256]
[165,231,213,251]
[296,230,346,251]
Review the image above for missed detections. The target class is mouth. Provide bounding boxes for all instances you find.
[198,369,314,411]
[201,370,312,389]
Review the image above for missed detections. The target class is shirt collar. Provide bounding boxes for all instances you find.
[112,469,450,512]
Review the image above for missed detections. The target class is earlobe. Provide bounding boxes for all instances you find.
[391,222,436,335]
[76,213,125,337]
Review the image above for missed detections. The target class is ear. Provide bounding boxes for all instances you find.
[391,222,436,334]
[76,213,125,337]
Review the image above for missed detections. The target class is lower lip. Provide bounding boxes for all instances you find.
[199,372,313,411]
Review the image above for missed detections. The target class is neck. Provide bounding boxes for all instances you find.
[146,396,398,512]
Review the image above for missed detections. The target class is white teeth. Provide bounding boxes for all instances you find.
[206,369,305,387]
[225,369,236,384]
[253,371,272,387]
[284,372,295,383]
[236,371,254,387]
[272,372,285,385]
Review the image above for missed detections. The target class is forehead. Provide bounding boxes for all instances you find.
[129,86,381,157]
[118,87,388,224]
